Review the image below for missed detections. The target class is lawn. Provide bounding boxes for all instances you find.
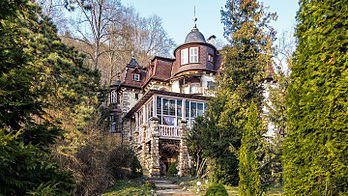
[101,177,283,196]
[101,178,154,196]
[174,177,283,195]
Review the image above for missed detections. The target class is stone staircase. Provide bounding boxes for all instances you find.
[151,179,195,196]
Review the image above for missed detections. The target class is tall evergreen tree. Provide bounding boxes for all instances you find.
[0,0,102,194]
[193,0,276,185]
[239,101,262,196]
[0,0,75,194]
[283,0,348,195]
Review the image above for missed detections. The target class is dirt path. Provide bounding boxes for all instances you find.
[151,179,195,196]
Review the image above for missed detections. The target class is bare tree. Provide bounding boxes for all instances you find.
[35,0,69,33]
[66,0,123,70]
[38,1,175,85]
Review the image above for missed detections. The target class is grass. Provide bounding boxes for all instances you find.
[101,178,155,196]
[171,177,283,195]
[101,176,283,196]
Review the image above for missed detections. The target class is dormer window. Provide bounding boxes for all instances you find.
[181,48,188,65]
[190,47,198,63]
[134,73,140,81]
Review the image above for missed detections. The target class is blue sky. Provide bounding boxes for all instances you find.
[121,0,299,46]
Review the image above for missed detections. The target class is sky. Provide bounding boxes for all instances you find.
[120,0,299,46]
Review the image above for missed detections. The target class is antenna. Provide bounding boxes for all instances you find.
[193,6,197,28]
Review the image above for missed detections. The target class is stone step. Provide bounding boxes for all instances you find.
[156,189,195,196]
[155,183,180,190]
[151,180,172,184]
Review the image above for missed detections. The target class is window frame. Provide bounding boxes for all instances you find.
[208,54,214,63]
[133,73,140,81]
[189,47,199,63]
[181,48,188,65]
[110,90,117,103]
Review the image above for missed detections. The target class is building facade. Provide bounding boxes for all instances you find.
[109,22,275,176]
[109,24,223,176]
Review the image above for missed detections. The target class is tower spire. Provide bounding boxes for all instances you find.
[193,6,197,28]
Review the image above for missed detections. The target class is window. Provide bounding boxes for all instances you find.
[191,83,200,94]
[207,81,216,90]
[177,100,182,117]
[208,54,214,63]
[181,48,188,65]
[110,91,117,103]
[169,100,175,116]
[156,97,184,126]
[190,47,198,63]
[197,103,203,116]
[185,101,207,128]
[163,99,169,115]
[134,73,140,81]
[135,93,139,100]
[185,100,189,118]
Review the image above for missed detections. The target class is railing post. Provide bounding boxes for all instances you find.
[149,117,160,176]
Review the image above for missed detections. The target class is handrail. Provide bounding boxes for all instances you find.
[158,125,182,138]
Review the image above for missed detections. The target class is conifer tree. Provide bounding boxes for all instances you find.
[238,101,262,196]
[193,0,276,185]
[0,0,76,194]
[283,0,348,195]
[0,0,103,194]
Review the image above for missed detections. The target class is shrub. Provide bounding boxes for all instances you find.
[131,155,143,178]
[107,145,135,180]
[167,163,178,177]
[205,183,228,196]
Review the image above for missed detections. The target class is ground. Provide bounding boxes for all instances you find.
[102,177,283,196]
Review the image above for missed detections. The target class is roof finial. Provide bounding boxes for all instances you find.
[193,6,197,28]
[131,51,134,58]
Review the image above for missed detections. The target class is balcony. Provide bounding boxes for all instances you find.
[137,125,183,144]
[158,125,182,140]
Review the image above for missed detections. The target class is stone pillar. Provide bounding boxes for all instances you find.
[140,125,148,174]
[178,119,189,176]
[149,117,161,176]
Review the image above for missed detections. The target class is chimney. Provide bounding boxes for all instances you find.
[207,35,216,47]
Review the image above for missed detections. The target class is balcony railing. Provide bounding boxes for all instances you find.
[137,125,183,144]
[159,125,182,139]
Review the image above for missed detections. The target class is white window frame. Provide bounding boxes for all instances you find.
[190,47,198,63]
[181,48,188,65]
[110,91,117,103]
[208,54,214,62]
